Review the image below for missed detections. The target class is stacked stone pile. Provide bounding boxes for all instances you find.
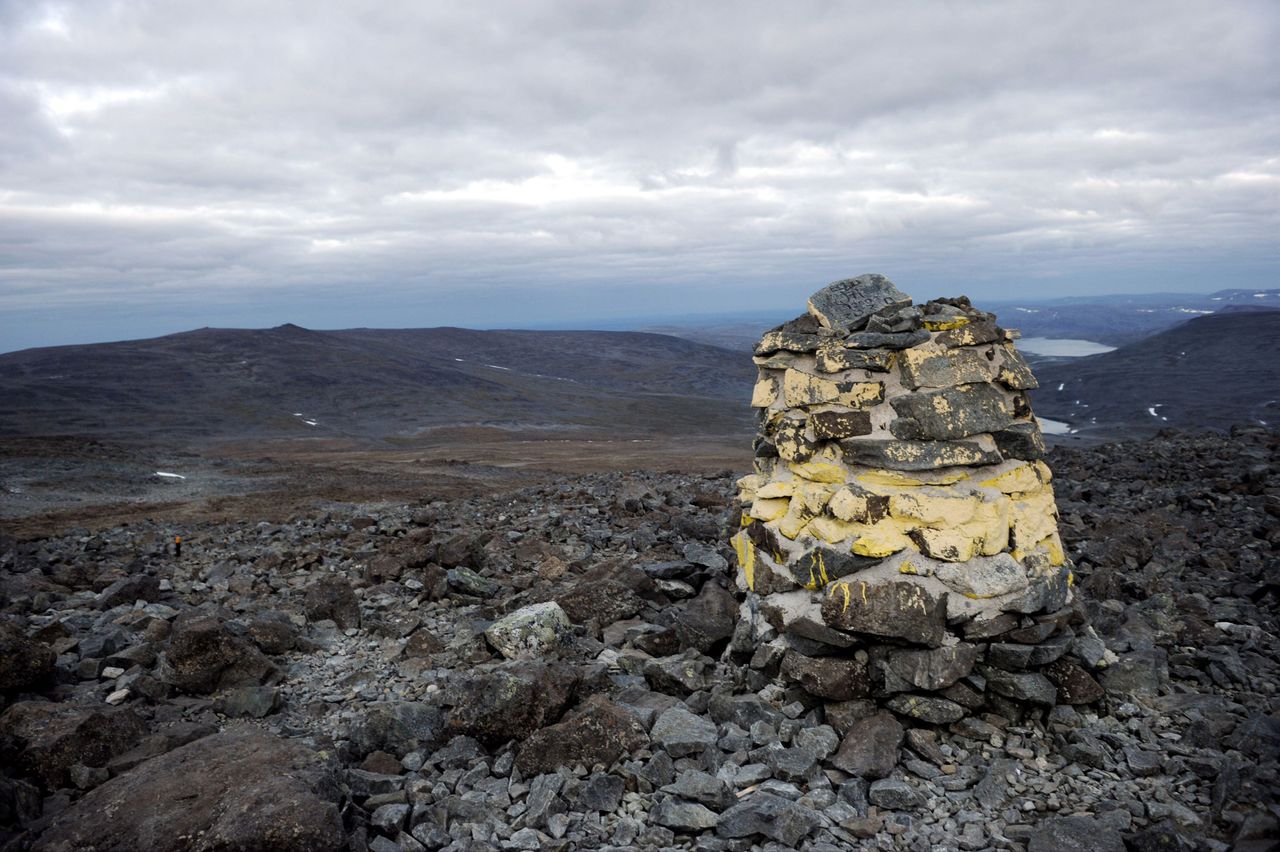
[733,274,1108,725]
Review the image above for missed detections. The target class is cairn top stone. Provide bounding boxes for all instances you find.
[806,274,911,334]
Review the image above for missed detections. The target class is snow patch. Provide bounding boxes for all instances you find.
[484,364,510,371]
[155,471,186,480]
[1057,383,1064,392]
[304,420,318,427]
[1174,308,1213,314]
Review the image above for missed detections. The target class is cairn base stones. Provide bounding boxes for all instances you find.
[733,275,1102,728]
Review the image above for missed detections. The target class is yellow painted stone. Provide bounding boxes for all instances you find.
[856,469,969,490]
[751,374,780,408]
[889,489,980,526]
[851,522,915,557]
[923,316,971,331]
[808,515,859,545]
[748,497,790,522]
[965,497,1011,555]
[912,527,977,562]
[782,369,883,408]
[1033,460,1053,483]
[980,461,1043,494]
[756,481,796,499]
[731,530,757,590]
[798,481,838,514]
[736,473,765,495]
[829,488,870,522]
[789,461,847,483]
[1041,531,1066,566]
[778,499,816,539]
[1009,488,1058,547]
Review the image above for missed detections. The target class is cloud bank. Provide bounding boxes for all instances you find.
[1,0,1277,349]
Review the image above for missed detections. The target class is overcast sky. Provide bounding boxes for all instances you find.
[1,1,1277,351]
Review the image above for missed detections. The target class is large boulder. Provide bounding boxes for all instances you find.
[444,661,577,744]
[33,729,344,852]
[515,695,649,775]
[0,702,147,789]
[346,701,446,758]
[159,614,279,695]
[0,621,55,692]
[664,582,738,654]
[303,576,361,629]
[830,711,903,779]
[485,602,573,660]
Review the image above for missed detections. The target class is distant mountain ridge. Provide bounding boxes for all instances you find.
[0,325,757,442]
[1031,309,1280,434]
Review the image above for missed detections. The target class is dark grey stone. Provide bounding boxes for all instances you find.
[716,791,821,846]
[885,644,978,691]
[992,422,1047,460]
[1027,815,1125,852]
[652,797,719,831]
[890,383,1016,441]
[651,707,718,758]
[868,778,924,810]
[807,274,911,334]
[839,438,1003,471]
[982,667,1057,706]
[885,694,966,724]
[821,579,947,647]
[830,711,903,779]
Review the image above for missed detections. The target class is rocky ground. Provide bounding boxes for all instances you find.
[0,427,1277,851]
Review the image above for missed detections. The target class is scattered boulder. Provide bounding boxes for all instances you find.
[444,661,577,743]
[0,621,55,692]
[159,614,279,695]
[0,701,147,789]
[303,576,361,629]
[33,729,344,852]
[485,601,572,660]
[515,695,648,775]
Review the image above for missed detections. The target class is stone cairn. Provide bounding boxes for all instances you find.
[731,274,1107,727]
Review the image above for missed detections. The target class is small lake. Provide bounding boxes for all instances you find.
[1017,337,1116,357]
[1037,417,1072,435]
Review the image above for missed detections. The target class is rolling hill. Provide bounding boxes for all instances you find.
[0,325,757,442]
[1031,310,1280,435]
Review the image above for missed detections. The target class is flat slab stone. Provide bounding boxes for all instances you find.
[890,383,1017,440]
[809,409,873,440]
[807,274,912,334]
[821,579,947,647]
[992,422,1047,460]
[840,438,1003,471]
[898,346,995,390]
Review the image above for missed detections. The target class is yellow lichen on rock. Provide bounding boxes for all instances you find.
[751,374,780,408]
[789,460,847,483]
[851,521,915,557]
[979,461,1044,494]
[782,369,883,408]
[922,316,971,331]
[755,481,796,499]
[796,481,838,514]
[911,527,978,562]
[889,488,980,526]
[748,497,790,522]
[808,515,859,545]
[778,499,816,539]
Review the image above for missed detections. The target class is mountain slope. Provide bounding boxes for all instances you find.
[1031,310,1280,434]
[0,325,757,441]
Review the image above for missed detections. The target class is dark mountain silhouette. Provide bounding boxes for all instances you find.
[0,326,757,441]
[1032,309,1280,434]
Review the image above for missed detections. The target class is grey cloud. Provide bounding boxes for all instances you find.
[0,0,1277,351]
